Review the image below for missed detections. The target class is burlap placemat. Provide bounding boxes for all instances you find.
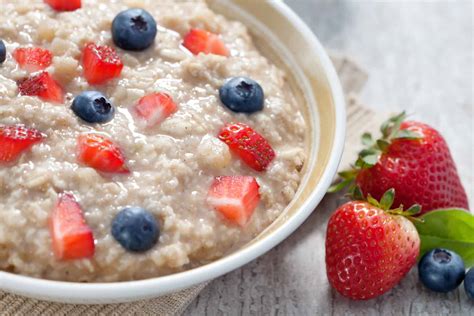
[0,55,382,315]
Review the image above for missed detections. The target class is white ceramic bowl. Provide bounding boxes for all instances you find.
[0,0,346,304]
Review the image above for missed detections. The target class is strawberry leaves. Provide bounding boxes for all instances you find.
[361,132,373,146]
[328,178,353,193]
[379,188,395,210]
[379,111,420,140]
[404,204,422,216]
[380,111,406,138]
[394,129,422,140]
[365,189,395,210]
[414,209,474,267]
[365,188,422,219]
[380,111,423,140]
[357,111,422,169]
[328,169,358,193]
[356,149,380,169]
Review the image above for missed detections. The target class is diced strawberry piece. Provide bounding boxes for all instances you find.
[49,192,95,260]
[44,0,81,11]
[17,72,64,103]
[207,176,260,226]
[134,92,178,126]
[183,28,230,57]
[0,125,45,163]
[13,47,53,72]
[82,43,123,85]
[218,122,275,171]
[77,133,129,174]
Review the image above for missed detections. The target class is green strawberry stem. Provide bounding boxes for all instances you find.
[351,188,423,221]
[329,111,422,195]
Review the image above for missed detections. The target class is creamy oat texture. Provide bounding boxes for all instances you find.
[0,0,306,282]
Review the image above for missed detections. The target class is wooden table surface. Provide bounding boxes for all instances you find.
[184,1,473,315]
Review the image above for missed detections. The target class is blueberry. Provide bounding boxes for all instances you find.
[0,39,6,64]
[111,207,159,252]
[112,8,157,51]
[71,91,115,124]
[219,77,264,113]
[418,248,465,293]
[465,268,474,299]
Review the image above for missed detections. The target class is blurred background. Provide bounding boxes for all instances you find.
[185,1,473,314]
[286,0,473,204]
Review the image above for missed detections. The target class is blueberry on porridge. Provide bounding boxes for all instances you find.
[219,76,264,114]
[0,40,6,64]
[112,206,160,253]
[71,91,115,124]
[0,0,307,282]
[112,8,158,51]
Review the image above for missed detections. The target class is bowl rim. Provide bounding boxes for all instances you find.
[0,1,346,303]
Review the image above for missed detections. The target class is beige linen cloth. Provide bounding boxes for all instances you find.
[0,55,383,315]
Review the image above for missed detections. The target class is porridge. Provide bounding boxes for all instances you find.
[0,0,307,282]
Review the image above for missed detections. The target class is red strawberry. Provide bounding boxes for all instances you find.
[331,112,469,215]
[326,189,420,300]
[44,0,81,11]
[82,43,123,85]
[49,192,95,260]
[183,28,230,57]
[207,176,260,226]
[13,47,53,72]
[134,92,177,127]
[17,72,64,103]
[77,133,129,174]
[218,122,275,171]
[0,125,45,163]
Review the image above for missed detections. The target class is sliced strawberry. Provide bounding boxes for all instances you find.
[82,43,123,85]
[44,0,81,11]
[17,72,64,103]
[134,92,178,127]
[207,176,260,226]
[0,125,45,163]
[183,28,230,57]
[218,122,275,171]
[13,47,53,72]
[77,133,129,174]
[49,192,95,260]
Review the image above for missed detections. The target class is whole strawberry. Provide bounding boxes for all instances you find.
[325,189,420,300]
[331,112,469,215]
